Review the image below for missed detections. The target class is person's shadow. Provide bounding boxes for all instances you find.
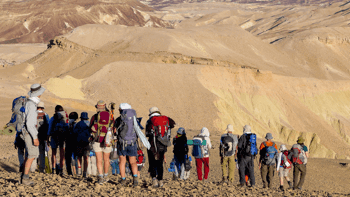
[0,162,18,173]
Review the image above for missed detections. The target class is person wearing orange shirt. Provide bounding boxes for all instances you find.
[259,133,278,188]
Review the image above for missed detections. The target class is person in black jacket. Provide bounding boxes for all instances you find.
[237,125,256,187]
[146,107,175,188]
[172,127,188,180]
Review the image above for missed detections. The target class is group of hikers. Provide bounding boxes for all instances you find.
[6,84,309,191]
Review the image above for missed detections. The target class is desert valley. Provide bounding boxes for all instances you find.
[0,0,350,196]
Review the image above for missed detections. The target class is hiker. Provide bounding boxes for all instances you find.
[259,133,278,188]
[172,127,189,180]
[277,144,292,190]
[65,112,78,176]
[20,84,46,185]
[146,107,175,187]
[193,127,212,182]
[114,103,141,186]
[289,136,309,190]
[90,100,114,184]
[47,105,69,176]
[183,154,192,180]
[74,112,91,178]
[237,125,257,187]
[220,124,238,184]
[36,102,50,173]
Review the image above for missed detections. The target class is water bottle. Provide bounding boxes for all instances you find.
[105,128,112,146]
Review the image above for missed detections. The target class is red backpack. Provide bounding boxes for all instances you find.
[137,149,144,165]
[150,115,171,146]
[93,111,112,143]
[281,151,292,169]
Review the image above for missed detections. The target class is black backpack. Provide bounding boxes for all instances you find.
[221,133,237,157]
[184,157,192,171]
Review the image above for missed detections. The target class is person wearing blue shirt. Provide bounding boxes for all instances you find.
[47,105,69,176]
[73,112,91,178]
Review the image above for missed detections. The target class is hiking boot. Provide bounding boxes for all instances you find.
[262,184,267,189]
[98,177,104,185]
[203,179,209,184]
[280,185,284,191]
[78,168,82,176]
[119,178,126,186]
[133,176,138,187]
[152,178,159,188]
[288,181,293,189]
[237,183,245,187]
[222,177,228,183]
[173,174,178,181]
[158,180,164,187]
[21,176,35,186]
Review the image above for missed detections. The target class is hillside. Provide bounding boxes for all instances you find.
[0,0,171,44]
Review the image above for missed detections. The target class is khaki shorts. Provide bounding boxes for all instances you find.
[23,131,39,159]
[93,142,112,153]
[279,167,291,177]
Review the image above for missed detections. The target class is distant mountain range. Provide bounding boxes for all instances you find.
[0,0,172,44]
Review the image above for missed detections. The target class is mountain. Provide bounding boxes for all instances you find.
[0,0,171,44]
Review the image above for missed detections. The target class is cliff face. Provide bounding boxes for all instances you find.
[199,67,350,159]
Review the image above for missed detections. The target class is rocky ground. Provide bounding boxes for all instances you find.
[0,133,349,196]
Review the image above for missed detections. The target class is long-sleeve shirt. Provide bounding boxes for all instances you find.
[24,100,39,140]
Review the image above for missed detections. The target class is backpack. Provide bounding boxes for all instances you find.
[51,111,68,140]
[291,144,307,164]
[261,142,278,165]
[137,148,144,165]
[168,159,176,172]
[11,96,28,132]
[243,133,258,156]
[117,109,137,145]
[281,150,292,169]
[184,156,192,171]
[93,111,112,143]
[192,135,206,159]
[150,115,171,147]
[221,133,238,157]
[37,112,48,141]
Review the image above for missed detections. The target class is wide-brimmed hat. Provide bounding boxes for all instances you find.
[37,102,45,109]
[149,106,160,116]
[280,144,287,151]
[119,103,132,110]
[95,100,106,109]
[28,84,45,97]
[226,124,234,132]
[265,133,273,140]
[297,136,305,144]
[80,112,89,120]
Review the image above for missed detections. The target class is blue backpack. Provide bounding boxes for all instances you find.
[244,133,258,156]
[168,159,176,172]
[262,142,278,165]
[192,135,206,158]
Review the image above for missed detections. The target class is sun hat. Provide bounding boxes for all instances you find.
[95,100,106,110]
[80,112,89,120]
[265,133,273,140]
[297,136,305,144]
[149,107,160,116]
[280,144,287,151]
[119,103,132,110]
[177,127,185,135]
[243,125,251,134]
[37,102,45,109]
[28,84,45,97]
[226,124,234,133]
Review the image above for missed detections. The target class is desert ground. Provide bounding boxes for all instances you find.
[1,0,350,196]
